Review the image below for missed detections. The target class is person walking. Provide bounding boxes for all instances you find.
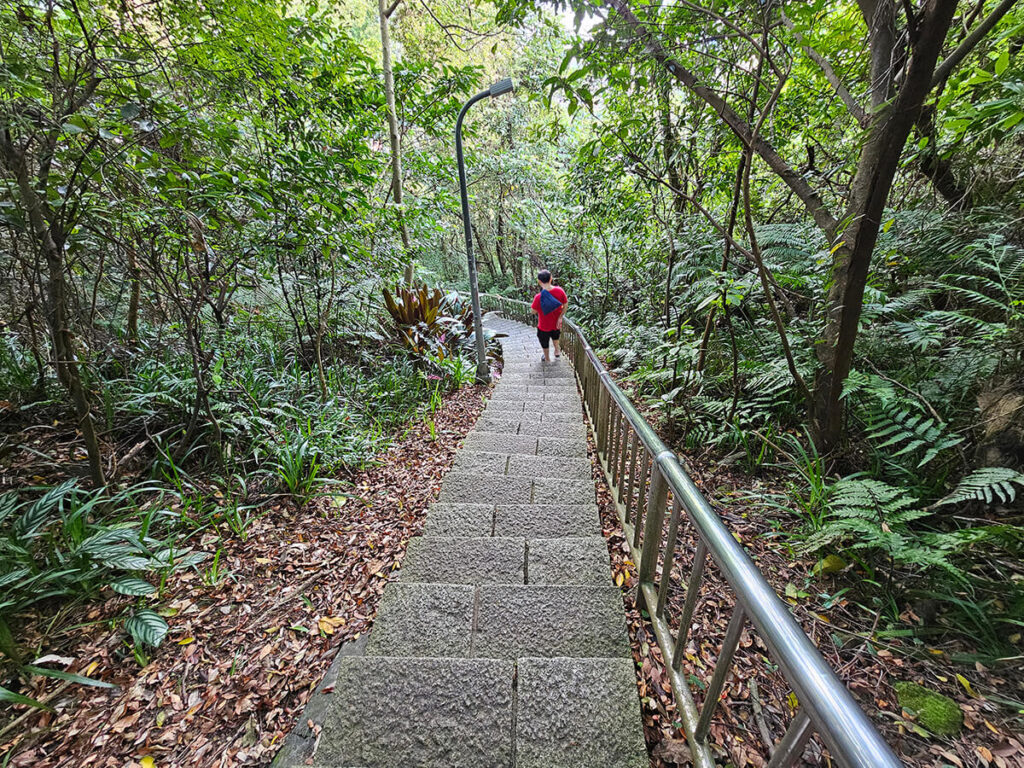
[530,269,567,362]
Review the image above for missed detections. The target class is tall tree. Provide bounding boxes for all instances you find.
[378,0,415,283]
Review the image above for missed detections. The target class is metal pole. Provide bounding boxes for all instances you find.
[455,78,514,384]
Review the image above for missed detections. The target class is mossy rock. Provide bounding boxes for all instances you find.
[893,681,963,736]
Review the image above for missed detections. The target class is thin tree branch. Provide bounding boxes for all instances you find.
[604,0,841,240]
[931,0,1019,87]
[781,12,870,128]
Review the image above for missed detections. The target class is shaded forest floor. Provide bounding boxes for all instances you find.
[1,381,491,768]
[587,406,1024,767]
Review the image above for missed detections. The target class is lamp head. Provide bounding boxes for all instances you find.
[489,78,514,98]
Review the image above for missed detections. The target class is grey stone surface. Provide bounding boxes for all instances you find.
[533,477,595,505]
[317,657,514,768]
[473,585,630,659]
[516,420,588,440]
[515,657,649,768]
[461,432,538,455]
[528,537,611,585]
[541,393,581,405]
[541,412,583,427]
[484,400,526,413]
[507,454,592,481]
[421,503,494,537]
[535,437,589,458]
[494,504,602,538]
[454,450,509,474]
[401,536,525,584]
[365,583,474,657]
[473,416,525,434]
[440,472,533,504]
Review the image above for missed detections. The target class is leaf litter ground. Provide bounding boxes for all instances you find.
[1,382,490,768]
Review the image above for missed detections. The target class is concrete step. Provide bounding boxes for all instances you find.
[506,454,591,480]
[516,657,648,768]
[440,471,595,505]
[421,503,603,538]
[316,656,514,768]
[400,536,525,585]
[422,503,494,537]
[494,504,601,537]
[528,537,611,585]
[365,583,474,657]
[474,585,630,660]
[462,431,588,458]
[454,451,591,480]
[365,583,629,660]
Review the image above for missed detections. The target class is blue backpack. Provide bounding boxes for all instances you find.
[539,288,563,315]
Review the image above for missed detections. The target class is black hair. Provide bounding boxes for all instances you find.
[538,269,552,283]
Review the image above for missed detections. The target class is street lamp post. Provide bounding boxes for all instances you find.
[456,78,515,384]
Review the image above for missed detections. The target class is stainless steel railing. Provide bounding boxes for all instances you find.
[481,294,902,768]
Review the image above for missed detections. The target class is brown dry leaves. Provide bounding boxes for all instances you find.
[1,383,490,768]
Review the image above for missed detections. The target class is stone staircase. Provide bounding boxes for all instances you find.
[278,317,648,768]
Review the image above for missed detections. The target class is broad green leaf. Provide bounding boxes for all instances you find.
[125,610,169,648]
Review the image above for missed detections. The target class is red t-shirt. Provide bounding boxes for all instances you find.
[531,286,567,332]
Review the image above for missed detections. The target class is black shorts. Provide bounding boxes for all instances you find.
[537,329,561,348]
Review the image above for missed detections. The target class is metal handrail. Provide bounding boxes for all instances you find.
[481,294,902,768]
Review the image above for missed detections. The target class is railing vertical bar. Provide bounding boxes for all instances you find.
[766,710,813,768]
[672,540,707,669]
[596,382,610,458]
[695,606,746,741]
[616,422,630,498]
[623,431,640,521]
[638,464,668,583]
[609,410,621,481]
[656,495,684,618]
[633,450,650,549]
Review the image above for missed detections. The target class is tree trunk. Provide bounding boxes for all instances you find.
[378,0,414,283]
[1,141,106,487]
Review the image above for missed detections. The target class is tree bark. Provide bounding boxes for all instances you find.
[378,0,414,283]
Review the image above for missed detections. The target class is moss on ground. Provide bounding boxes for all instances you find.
[893,681,963,736]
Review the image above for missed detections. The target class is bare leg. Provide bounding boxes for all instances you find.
[553,338,561,358]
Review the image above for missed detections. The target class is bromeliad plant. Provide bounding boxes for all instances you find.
[382,284,505,372]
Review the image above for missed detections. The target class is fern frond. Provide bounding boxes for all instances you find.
[935,467,1024,507]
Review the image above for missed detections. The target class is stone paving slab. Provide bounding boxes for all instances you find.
[440,472,533,504]
[473,585,630,659]
[534,477,595,504]
[422,503,494,537]
[401,536,525,584]
[536,437,589,458]
[455,450,509,474]
[365,583,474,657]
[461,432,538,455]
[515,657,648,768]
[540,390,580,401]
[528,537,611,585]
[494,504,602,538]
[484,400,526,413]
[317,657,514,768]
[516,420,588,440]
[507,454,592,480]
